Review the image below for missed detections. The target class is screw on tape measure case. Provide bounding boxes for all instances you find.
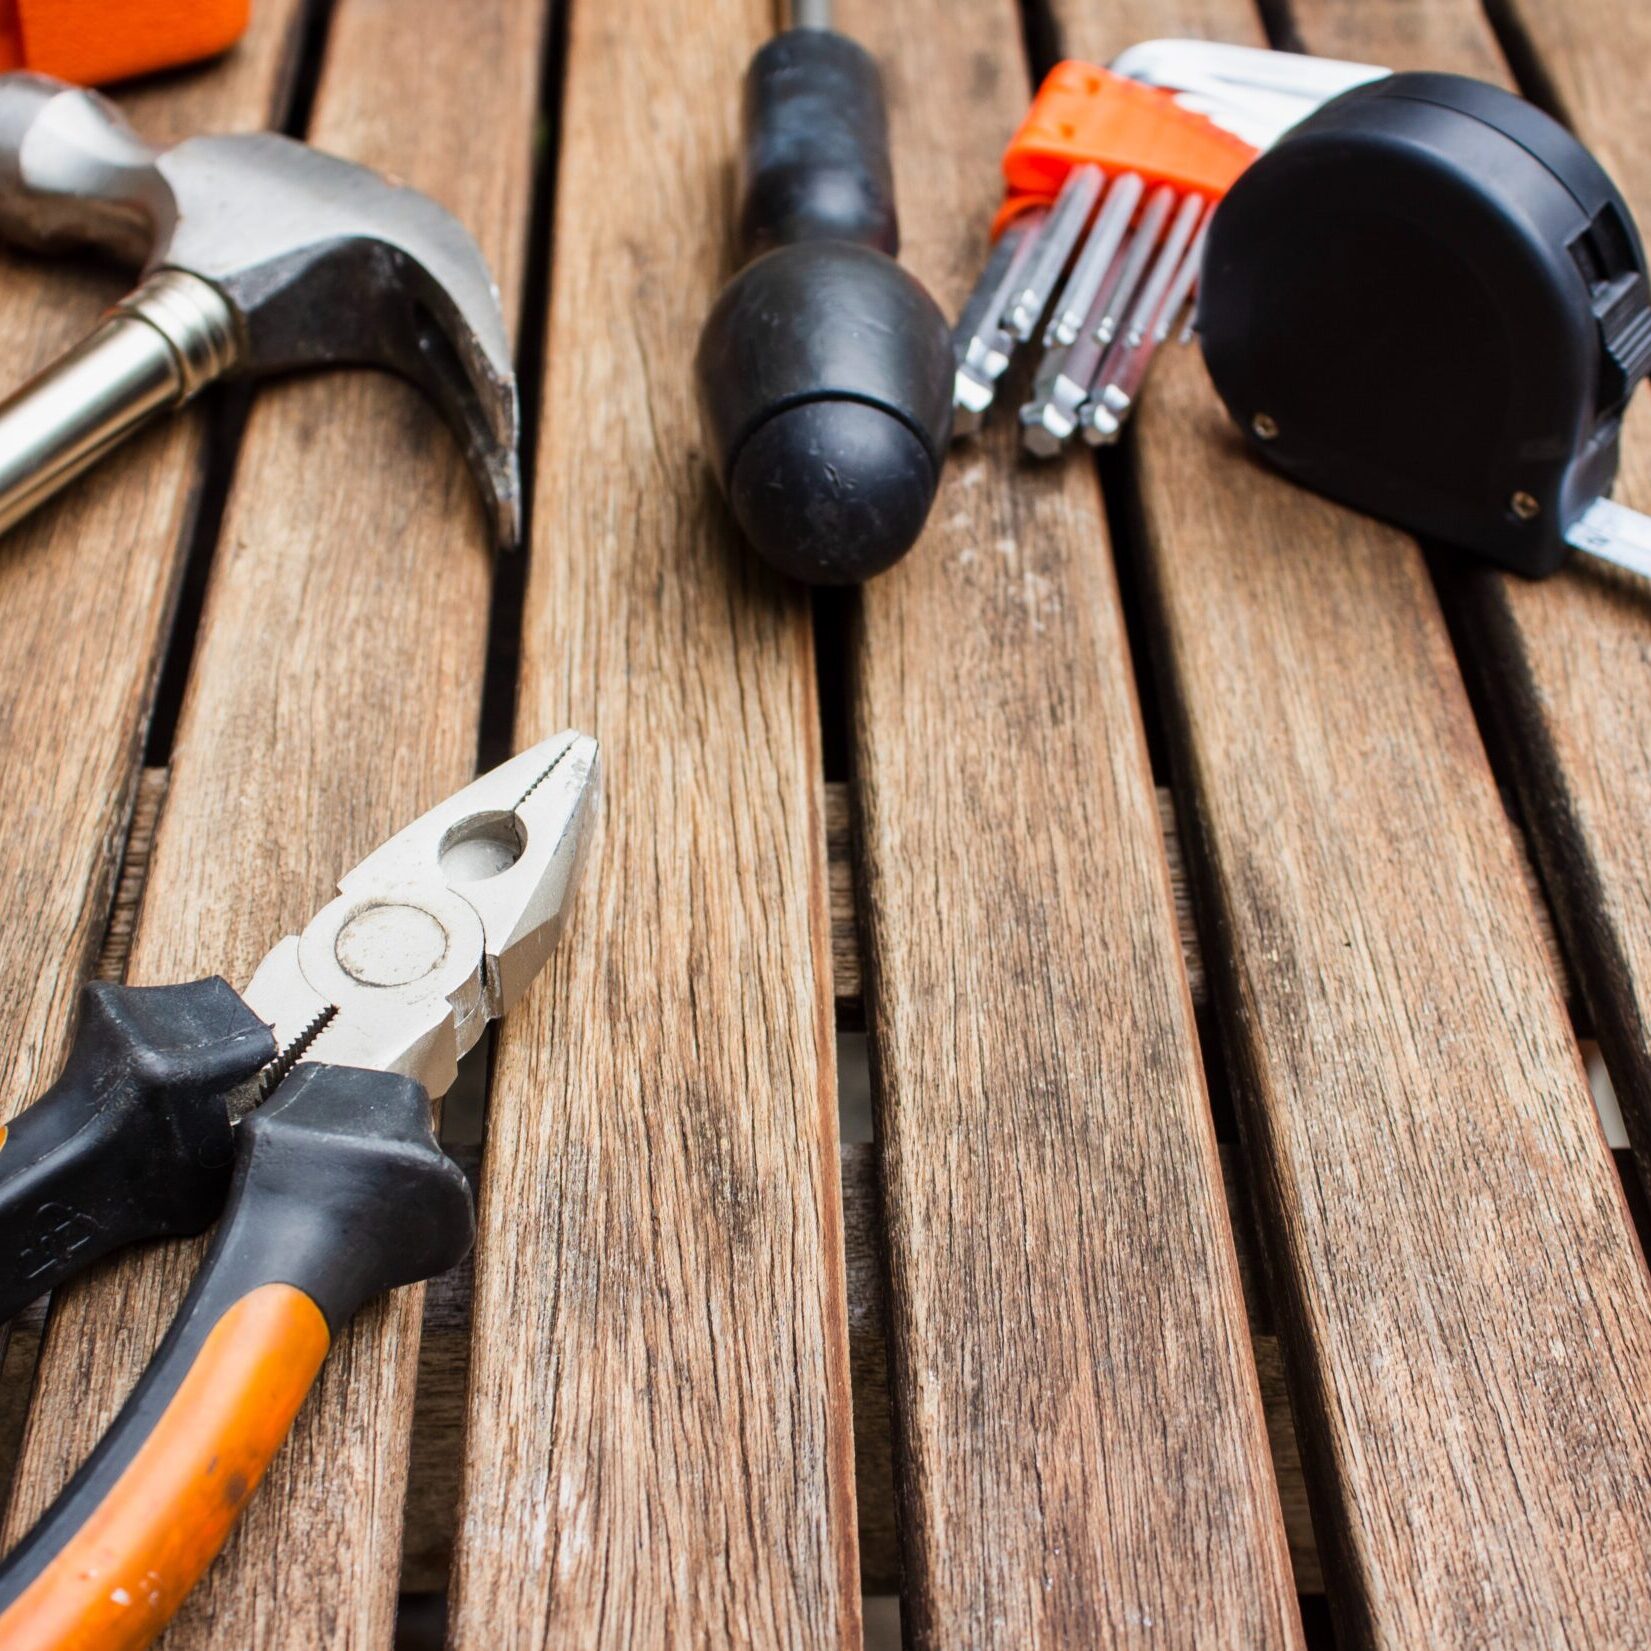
[1198,72,1651,576]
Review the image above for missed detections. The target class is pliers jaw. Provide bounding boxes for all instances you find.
[241,731,600,1104]
[421,731,603,1025]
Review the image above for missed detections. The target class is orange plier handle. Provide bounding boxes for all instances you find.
[0,1063,471,1651]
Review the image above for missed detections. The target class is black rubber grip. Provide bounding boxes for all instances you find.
[0,1061,474,1619]
[0,979,274,1324]
[696,26,955,583]
[203,1061,475,1334]
[737,28,898,260]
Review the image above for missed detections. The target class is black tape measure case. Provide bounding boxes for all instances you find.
[1197,72,1651,577]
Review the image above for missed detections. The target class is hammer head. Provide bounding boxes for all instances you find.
[0,73,520,545]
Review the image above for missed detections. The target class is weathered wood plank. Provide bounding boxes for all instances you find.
[2,761,1337,1599]
[842,0,1301,1643]
[1282,0,1651,1611]
[832,778,1566,1023]
[1442,0,1651,1199]
[445,0,860,1644]
[0,1,551,1644]
[0,4,306,1120]
[405,1143,1326,1597]
[1054,0,1651,1641]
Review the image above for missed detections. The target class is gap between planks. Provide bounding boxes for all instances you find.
[396,1139,1323,1599]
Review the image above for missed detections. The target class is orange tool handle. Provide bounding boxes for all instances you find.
[0,1287,327,1651]
[0,1062,474,1651]
[0,0,250,87]
[992,62,1257,238]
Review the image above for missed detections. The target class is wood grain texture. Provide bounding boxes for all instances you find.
[1275,0,1651,1603]
[0,1,550,1645]
[405,1143,1326,1596]
[0,8,306,1122]
[842,0,1301,1644]
[14,760,1344,1600]
[82,767,1569,1030]
[1056,0,1651,1642]
[444,0,860,1644]
[844,781,1564,1022]
[1416,0,1651,1201]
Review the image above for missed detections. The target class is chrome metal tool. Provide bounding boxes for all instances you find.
[1081,190,1205,443]
[0,73,520,544]
[950,62,1251,457]
[0,729,599,1325]
[952,208,1046,435]
[1111,38,1386,150]
[239,732,601,1103]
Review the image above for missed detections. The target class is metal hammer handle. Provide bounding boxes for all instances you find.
[0,268,238,534]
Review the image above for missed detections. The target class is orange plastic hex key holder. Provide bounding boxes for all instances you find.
[0,1063,474,1651]
[953,64,1258,451]
[991,64,1258,238]
[0,0,249,86]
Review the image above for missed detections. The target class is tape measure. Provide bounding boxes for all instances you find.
[1198,72,1651,581]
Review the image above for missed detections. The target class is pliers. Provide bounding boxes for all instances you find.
[0,730,600,1651]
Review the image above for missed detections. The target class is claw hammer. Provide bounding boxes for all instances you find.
[0,73,521,545]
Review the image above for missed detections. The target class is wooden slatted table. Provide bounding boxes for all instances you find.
[1,0,1649,1645]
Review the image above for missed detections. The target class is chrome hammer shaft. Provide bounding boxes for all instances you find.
[0,269,236,535]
